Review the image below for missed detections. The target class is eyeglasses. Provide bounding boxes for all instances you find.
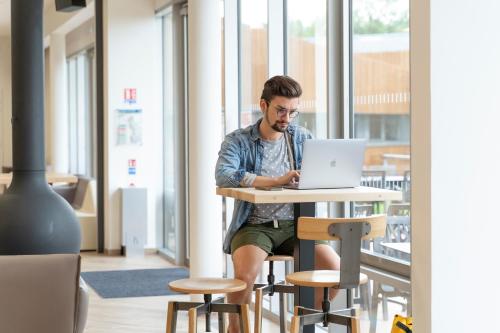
[266,101,300,119]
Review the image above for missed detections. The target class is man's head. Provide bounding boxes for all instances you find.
[260,76,302,133]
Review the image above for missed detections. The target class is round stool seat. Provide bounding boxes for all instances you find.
[286,270,368,288]
[169,277,247,294]
[265,255,294,262]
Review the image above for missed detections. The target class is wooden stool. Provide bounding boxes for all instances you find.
[253,255,295,333]
[166,277,250,333]
[286,215,386,333]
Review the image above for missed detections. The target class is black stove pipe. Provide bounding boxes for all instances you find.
[0,0,81,254]
[12,0,45,171]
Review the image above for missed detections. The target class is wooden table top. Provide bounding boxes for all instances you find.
[216,186,402,204]
[0,172,78,186]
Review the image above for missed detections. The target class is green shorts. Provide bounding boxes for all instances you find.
[230,220,328,256]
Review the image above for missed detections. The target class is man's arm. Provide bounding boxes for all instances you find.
[215,136,246,188]
[215,134,301,188]
[250,171,300,187]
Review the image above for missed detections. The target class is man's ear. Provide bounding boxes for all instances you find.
[259,99,268,113]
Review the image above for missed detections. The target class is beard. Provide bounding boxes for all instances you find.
[265,109,289,133]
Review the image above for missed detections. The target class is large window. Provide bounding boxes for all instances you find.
[162,11,176,257]
[239,0,268,128]
[160,5,189,265]
[287,0,327,139]
[352,0,411,331]
[219,0,412,331]
[67,49,95,177]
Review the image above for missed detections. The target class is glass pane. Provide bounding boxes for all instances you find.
[76,55,87,174]
[239,0,268,128]
[163,13,176,256]
[352,0,410,255]
[67,58,78,173]
[287,0,327,217]
[67,51,94,177]
[287,0,327,139]
[352,0,411,330]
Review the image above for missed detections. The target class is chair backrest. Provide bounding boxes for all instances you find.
[361,170,386,189]
[297,215,386,289]
[0,254,81,333]
[72,176,96,214]
[52,183,78,204]
[373,204,411,256]
[297,215,386,241]
[387,203,410,216]
[72,177,91,210]
[403,170,411,202]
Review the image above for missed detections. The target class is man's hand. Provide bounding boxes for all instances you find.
[276,170,300,185]
[250,170,300,188]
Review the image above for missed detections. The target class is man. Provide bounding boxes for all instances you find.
[215,76,340,333]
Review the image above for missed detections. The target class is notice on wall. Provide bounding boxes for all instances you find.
[116,108,143,146]
[124,88,137,104]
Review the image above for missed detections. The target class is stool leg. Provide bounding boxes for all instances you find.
[166,301,177,333]
[362,283,372,311]
[290,315,301,333]
[188,308,197,333]
[369,281,380,333]
[239,304,251,333]
[254,288,263,333]
[206,311,211,332]
[279,292,286,333]
[350,315,360,333]
[218,312,226,333]
[382,294,389,321]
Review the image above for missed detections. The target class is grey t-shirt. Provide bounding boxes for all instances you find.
[241,135,294,224]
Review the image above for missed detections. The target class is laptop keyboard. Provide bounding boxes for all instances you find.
[283,183,299,190]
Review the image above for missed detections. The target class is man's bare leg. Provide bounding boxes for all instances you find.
[227,245,268,333]
[314,244,341,308]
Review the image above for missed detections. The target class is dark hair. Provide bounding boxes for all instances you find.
[260,75,302,102]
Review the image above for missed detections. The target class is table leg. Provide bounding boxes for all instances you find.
[294,202,315,333]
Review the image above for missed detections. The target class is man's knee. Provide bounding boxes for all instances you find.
[234,269,258,285]
[231,244,268,283]
[314,244,341,270]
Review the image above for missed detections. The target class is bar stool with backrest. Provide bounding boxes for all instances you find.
[166,277,251,333]
[253,255,295,333]
[286,215,386,333]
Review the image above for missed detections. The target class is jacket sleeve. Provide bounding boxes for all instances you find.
[215,135,246,188]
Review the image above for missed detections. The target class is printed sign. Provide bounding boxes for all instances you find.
[128,159,137,175]
[124,88,137,104]
[116,108,143,146]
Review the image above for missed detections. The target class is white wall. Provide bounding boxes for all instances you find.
[0,37,11,168]
[155,0,172,11]
[412,1,500,331]
[103,0,163,251]
[66,18,94,57]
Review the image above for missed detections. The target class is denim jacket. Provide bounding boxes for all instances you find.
[215,118,313,254]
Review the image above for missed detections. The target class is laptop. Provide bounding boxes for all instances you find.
[284,139,366,190]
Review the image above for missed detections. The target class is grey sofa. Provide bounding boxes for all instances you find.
[0,254,88,333]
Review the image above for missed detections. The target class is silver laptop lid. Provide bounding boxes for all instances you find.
[298,139,367,189]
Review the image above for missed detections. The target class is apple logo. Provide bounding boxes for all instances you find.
[330,159,337,167]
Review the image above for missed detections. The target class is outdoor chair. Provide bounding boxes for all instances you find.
[369,204,411,331]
